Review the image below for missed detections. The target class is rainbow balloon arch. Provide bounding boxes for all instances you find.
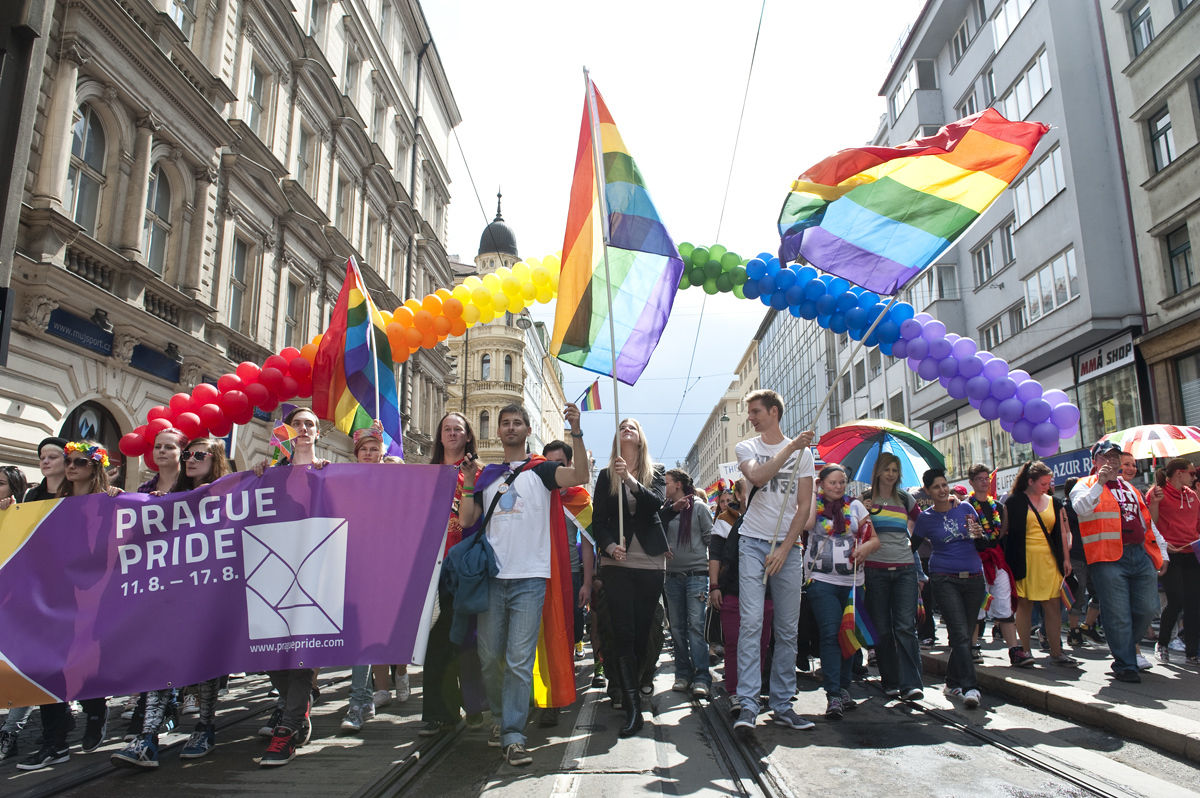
[120,242,1079,466]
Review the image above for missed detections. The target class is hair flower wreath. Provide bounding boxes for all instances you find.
[65,441,110,469]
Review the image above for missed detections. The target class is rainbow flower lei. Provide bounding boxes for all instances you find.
[968,495,1002,538]
[815,494,854,536]
[65,441,110,469]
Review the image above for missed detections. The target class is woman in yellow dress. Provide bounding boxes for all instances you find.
[1003,461,1079,666]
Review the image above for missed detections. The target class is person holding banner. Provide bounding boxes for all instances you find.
[17,441,115,771]
[23,436,68,501]
[137,427,188,494]
[732,390,816,734]
[1146,459,1199,665]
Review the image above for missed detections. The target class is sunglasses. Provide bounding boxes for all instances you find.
[67,457,95,468]
[181,451,210,462]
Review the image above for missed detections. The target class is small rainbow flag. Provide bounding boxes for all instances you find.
[982,591,994,614]
[777,108,1049,294]
[1060,577,1075,609]
[551,79,684,385]
[578,380,602,412]
[705,479,726,504]
[269,423,298,463]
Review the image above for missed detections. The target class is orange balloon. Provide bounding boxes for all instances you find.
[386,321,404,344]
[299,343,318,363]
[449,317,467,336]
[413,309,434,331]
[422,294,443,316]
[435,287,453,302]
[404,327,423,348]
[394,306,415,327]
[421,330,438,348]
[433,315,451,335]
[442,297,463,318]
[312,333,323,347]
[404,298,422,313]
[392,345,409,364]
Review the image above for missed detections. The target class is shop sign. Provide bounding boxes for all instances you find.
[1076,332,1134,384]
[931,414,958,440]
[993,448,1091,498]
[47,308,113,356]
[130,344,181,384]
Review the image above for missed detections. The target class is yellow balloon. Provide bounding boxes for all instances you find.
[526,257,541,271]
[463,275,484,291]
[548,269,559,290]
[495,266,512,282]
[490,291,509,312]
[531,265,549,286]
[502,275,521,295]
[482,273,502,293]
[451,284,471,304]
[521,282,538,301]
[462,303,480,324]
[512,261,531,282]
[543,254,561,272]
[404,297,422,313]
[472,286,492,307]
[536,285,554,304]
[478,306,495,325]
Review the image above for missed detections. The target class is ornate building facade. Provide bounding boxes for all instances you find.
[0,0,460,484]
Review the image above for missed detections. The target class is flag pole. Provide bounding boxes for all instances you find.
[349,256,382,423]
[583,66,624,544]
[762,292,900,582]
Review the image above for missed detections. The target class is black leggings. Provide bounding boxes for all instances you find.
[601,565,663,672]
[1160,555,1200,658]
[40,698,107,748]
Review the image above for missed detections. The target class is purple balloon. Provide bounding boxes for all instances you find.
[945,333,961,348]
[952,338,978,360]
[979,397,1001,420]
[958,355,984,378]
[1033,440,1059,458]
[999,416,1016,432]
[1016,379,1044,403]
[1042,389,1070,407]
[947,375,968,399]
[922,320,947,341]
[983,358,1009,381]
[938,357,959,379]
[1060,424,1077,440]
[976,350,995,363]
[1051,402,1081,430]
[938,374,953,390]
[1010,369,1030,384]
[918,358,940,381]
[914,312,933,325]
[966,376,991,401]
[1024,397,1052,423]
[907,337,930,361]
[998,397,1024,424]
[899,318,924,341]
[1012,419,1035,444]
[907,356,923,372]
[968,394,983,409]
[1033,421,1060,449]
[991,376,1017,400]
[891,339,910,359]
[928,338,953,361]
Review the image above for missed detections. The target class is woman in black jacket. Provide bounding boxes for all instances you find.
[593,417,667,738]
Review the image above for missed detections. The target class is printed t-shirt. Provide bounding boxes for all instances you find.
[804,498,871,587]
[865,495,918,565]
[735,436,816,542]
[1106,480,1146,546]
[474,460,561,579]
[913,503,983,575]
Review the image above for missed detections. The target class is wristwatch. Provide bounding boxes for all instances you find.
[570,429,584,437]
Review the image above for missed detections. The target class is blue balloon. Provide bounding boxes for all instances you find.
[835,292,859,313]
[774,268,797,290]
[817,314,832,328]
[803,279,826,301]
[947,376,968,400]
[879,341,894,357]
[858,291,880,310]
[796,266,818,284]
[798,300,818,319]
[829,313,849,334]
[755,252,773,262]
[845,307,868,329]
[766,257,780,275]
[759,292,772,307]
[770,291,789,310]
[1024,397,1052,423]
[864,328,879,347]
[816,294,837,316]
[758,275,776,295]
[918,358,940,381]
[745,258,767,281]
[889,302,916,323]
[785,285,806,305]
[991,376,1017,400]
[829,277,851,295]
[867,302,889,327]
[876,320,900,344]
[900,318,924,341]
[849,327,866,342]
[788,304,803,318]
[742,280,761,300]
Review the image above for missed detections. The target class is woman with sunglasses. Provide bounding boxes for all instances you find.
[16,442,115,770]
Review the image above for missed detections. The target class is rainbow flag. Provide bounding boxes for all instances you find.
[313,259,403,457]
[579,379,602,412]
[777,108,1049,294]
[561,485,595,546]
[1060,578,1075,609]
[551,79,684,385]
[269,423,298,464]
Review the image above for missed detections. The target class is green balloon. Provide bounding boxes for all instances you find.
[678,241,694,262]
[731,265,748,285]
[688,267,706,287]
[704,260,722,280]
[716,273,733,292]
[732,282,746,300]
[678,270,690,290]
[708,244,727,264]
[691,247,709,267]
[721,251,741,269]
[703,277,719,295]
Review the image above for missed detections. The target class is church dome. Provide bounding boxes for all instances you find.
[477,192,518,258]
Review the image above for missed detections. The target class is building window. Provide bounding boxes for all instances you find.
[999,50,1051,120]
[228,237,251,333]
[479,410,490,440]
[1129,1,1154,55]
[246,62,270,141]
[907,264,958,309]
[890,60,936,120]
[372,93,387,142]
[66,104,106,236]
[972,239,995,286]
[283,279,305,347]
[1149,109,1176,172]
[840,372,851,401]
[343,40,361,98]
[854,359,866,391]
[1167,226,1194,293]
[1013,146,1066,225]
[169,0,196,38]
[869,349,882,378]
[142,164,172,275]
[504,354,514,383]
[983,68,996,104]
[480,353,491,380]
[335,178,352,237]
[1000,218,1016,264]
[889,392,904,424]
[1024,247,1078,322]
[981,318,1004,349]
[951,19,970,64]
[295,124,316,194]
[957,88,979,120]
[993,0,1035,51]
[307,0,327,40]
[1177,352,1200,426]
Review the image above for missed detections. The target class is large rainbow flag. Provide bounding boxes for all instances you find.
[312,259,403,457]
[551,79,684,385]
[777,108,1049,294]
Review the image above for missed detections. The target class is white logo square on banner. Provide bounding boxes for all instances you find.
[241,518,348,640]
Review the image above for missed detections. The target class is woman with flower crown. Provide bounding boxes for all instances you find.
[802,464,878,721]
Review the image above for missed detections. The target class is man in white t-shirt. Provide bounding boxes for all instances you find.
[458,403,590,766]
[733,389,816,733]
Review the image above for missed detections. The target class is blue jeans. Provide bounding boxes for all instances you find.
[930,574,985,691]
[864,566,923,693]
[349,665,373,708]
[806,579,854,697]
[664,571,711,686]
[1,705,32,733]
[1088,544,1160,674]
[736,536,806,713]
[477,576,546,748]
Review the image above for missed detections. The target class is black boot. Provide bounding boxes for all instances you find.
[617,657,643,738]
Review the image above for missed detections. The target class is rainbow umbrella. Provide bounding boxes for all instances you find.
[1099,424,1200,460]
[818,419,944,488]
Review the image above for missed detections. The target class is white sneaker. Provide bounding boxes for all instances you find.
[1136,653,1152,671]
[1169,637,1186,652]
[962,689,981,709]
[181,694,199,716]
[373,689,392,708]
[395,673,410,703]
[943,686,963,700]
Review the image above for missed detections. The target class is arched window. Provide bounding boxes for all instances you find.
[504,354,513,383]
[479,410,490,440]
[66,104,106,235]
[143,164,172,275]
[480,353,491,380]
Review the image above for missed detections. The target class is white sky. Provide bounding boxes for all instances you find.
[424,0,926,466]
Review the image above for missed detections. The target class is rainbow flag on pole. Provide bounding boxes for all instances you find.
[312,258,403,457]
[578,379,602,411]
[777,108,1049,294]
[551,79,684,385]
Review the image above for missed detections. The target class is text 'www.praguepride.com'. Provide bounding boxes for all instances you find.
[249,638,346,654]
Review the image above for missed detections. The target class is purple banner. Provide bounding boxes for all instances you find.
[0,464,457,705]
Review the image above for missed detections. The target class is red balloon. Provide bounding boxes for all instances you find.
[217,373,243,393]
[198,403,225,429]
[279,347,302,362]
[258,394,280,413]
[264,354,290,373]
[175,412,203,439]
[236,361,261,383]
[208,416,233,437]
[143,452,158,472]
[244,381,272,409]
[119,432,148,457]
[147,417,173,436]
[219,388,249,412]
[278,375,300,399]
[288,357,312,380]
[260,367,285,394]
[192,383,219,406]
[147,405,172,422]
[296,377,314,398]
[168,392,193,415]
[231,403,255,425]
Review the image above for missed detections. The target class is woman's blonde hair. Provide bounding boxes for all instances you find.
[607,417,655,497]
[870,452,903,500]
